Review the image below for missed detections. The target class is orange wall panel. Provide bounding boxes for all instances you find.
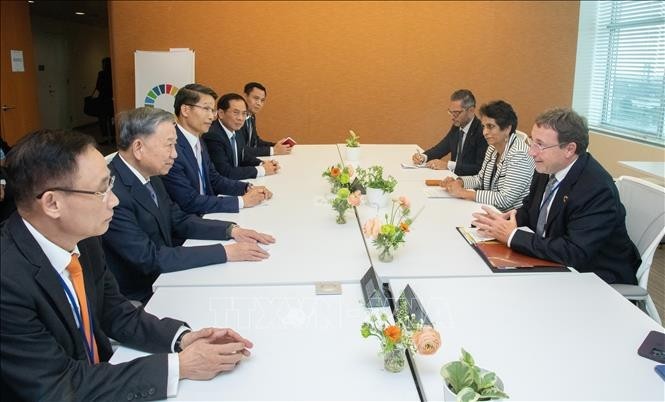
[109,1,579,147]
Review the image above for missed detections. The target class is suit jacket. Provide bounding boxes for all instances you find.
[103,155,234,302]
[424,116,488,176]
[511,152,640,285]
[1,213,185,401]
[238,114,274,157]
[202,120,262,180]
[460,133,534,212]
[162,127,249,215]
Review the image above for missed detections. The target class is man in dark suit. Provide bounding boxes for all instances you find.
[1,129,254,401]
[239,82,294,157]
[162,84,272,215]
[412,89,488,176]
[103,107,274,303]
[203,93,280,180]
[472,108,640,285]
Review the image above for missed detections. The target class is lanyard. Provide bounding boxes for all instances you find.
[56,275,96,364]
[539,180,561,210]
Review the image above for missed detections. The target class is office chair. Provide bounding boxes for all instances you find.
[612,176,664,324]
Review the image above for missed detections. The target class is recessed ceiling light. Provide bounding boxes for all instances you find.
[75,11,85,15]
[28,1,35,3]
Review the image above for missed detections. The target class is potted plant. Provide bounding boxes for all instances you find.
[441,349,509,402]
[362,196,414,262]
[357,165,397,208]
[345,129,361,161]
[360,298,441,372]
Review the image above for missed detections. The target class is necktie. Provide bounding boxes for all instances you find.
[145,181,159,206]
[246,116,253,143]
[230,133,238,167]
[536,175,559,237]
[194,141,206,195]
[455,128,465,162]
[67,255,99,364]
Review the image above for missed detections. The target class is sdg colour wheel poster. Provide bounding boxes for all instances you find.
[134,49,195,113]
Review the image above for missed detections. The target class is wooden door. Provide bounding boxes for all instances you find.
[1,1,40,145]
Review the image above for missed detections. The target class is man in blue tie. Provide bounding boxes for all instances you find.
[203,93,280,180]
[104,107,274,303]
[471,108,640,285]
[161,84,272,215]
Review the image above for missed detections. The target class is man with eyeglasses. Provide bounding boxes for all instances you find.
[1,129,255,400]
[203,93,280,180]
[471,108,640,285]
[104,107,274,303]
[239,82,294,157]
[161,83,272,215]
[412,89,488,176]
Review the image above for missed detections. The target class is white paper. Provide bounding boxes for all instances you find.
[465,227,496,242]
[401,162,427,169]
[10,50,24,72]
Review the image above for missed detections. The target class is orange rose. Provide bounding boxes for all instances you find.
[399,222,410,232]
[412,326,441,355]
[383,325,401,343]
[330,166,341,177]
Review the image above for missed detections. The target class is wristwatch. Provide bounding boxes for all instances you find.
[174,329,191,353]
[226,223,239,238]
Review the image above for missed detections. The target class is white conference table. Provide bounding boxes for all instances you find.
[154,144,534,290]
[111,283,420,401]
[390,274,665,401]
[618,161,665,180]
[153,144,374,289]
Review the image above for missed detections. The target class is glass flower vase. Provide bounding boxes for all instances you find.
[384,348,406,373]
[336,210,347,224]
[378,246,394,262]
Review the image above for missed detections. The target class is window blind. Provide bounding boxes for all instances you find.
[573,1,665,145]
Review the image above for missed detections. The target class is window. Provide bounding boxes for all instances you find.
[573,1,665,146]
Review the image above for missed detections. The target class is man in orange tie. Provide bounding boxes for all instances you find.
[0,129,253,400]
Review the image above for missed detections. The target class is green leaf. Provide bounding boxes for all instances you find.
[441,361,472,393]
[457,387,481,402]
[478,371,497,390]
[460,348,475,366]
[468,365,481,388]
[479,387,509,400]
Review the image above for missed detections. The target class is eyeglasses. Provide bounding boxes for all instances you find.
[185,104,217,115]
[36,176,115,202]
[526,137,566,152]
[447,108,468,118]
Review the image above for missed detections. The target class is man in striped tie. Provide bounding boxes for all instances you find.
[471,108,640,285]
[1,129,254,400]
